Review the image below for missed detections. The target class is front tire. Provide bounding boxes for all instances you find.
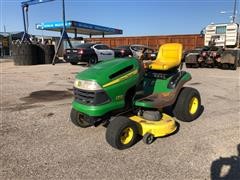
[173,87,201,122]
[70,108,92,128]
[106,116,139,150]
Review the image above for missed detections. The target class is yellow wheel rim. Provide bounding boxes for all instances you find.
[120,127,134,145]
[189,97,199,115]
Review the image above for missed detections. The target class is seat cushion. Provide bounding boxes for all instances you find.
[147,43,183,71]
[149,60,179,71]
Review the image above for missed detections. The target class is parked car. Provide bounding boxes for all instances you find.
[64,43,114,65]
[113,44,157,60]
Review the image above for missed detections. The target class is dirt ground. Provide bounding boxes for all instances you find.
[1,61,240,180]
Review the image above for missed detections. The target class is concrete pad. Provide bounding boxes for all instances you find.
[1,61,239,179]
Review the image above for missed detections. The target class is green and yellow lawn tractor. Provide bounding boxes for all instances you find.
[70,43,202,150]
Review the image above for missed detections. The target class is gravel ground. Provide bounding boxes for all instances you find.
[1,61,240,180]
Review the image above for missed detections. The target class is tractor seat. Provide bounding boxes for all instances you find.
[148,43,183,71]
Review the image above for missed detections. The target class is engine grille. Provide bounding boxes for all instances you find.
[74,88,110,105]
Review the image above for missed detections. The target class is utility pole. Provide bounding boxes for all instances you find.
[232,0,237,22]
[52,0,73,65]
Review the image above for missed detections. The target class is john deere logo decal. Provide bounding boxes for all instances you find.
[103,70,138,88]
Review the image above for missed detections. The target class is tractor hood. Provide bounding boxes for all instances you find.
[75,57,140,87]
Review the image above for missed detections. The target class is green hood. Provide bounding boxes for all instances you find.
[75,57,139,86]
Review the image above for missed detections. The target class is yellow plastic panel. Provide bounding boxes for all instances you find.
[129,113,177,137]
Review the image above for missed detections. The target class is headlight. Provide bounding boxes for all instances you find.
[74,79,102,91]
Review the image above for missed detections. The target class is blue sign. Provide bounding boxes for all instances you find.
[36,21,72,30]
[36,20,123,35]
[71,21,122,34]
[21,0,55,6]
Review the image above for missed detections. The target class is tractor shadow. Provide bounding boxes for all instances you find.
[210,144,240,180]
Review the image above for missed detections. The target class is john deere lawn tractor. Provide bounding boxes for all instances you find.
[70,43,202,150]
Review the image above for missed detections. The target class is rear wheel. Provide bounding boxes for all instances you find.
[230,63,237,70]
[173,87,201,122]
[193,63,199,68]
[106,116,139,150]
[222,63,229,69]
[209,64,214,68]
[70,108,92,128]
[89,56,98,65]
[200,62,205,68]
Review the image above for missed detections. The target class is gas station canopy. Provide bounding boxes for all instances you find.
[36,20,123,36]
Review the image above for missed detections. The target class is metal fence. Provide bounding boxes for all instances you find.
[87,34,204,51]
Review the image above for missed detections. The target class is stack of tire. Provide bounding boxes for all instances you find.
[42,45,55,64]
[12,43,55,65]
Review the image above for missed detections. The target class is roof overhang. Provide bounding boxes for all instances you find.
[36,20,123,36]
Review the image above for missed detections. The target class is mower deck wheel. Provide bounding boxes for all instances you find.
[143,133,155,145]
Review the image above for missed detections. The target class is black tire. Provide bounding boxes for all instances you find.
[106,116,139,150]
[13,44,40,65]
[70,62,78,65]
[222,63,229,69]
[200,62,205,68]
[186,64,192,68]
[209,64,214,68]
[216,62,221,69]
[230,63,237,70]
[89,56,98,65]
[36,44,45,65]
[44,45,55,64]
[70,108,92,128]
[173,87,201,122]
[143,133,155,145]
[193,63,200,68]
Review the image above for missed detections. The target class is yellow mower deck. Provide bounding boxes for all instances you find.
[129,113,177,138]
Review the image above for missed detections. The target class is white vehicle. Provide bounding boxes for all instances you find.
[92,44,114,61]
[64,43,114,65]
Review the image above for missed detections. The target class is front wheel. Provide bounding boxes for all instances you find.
[70,108,92,128]
[173,87,201,122]
[70,62,78,65]
[186,64,192,68]
[106,116,139,150]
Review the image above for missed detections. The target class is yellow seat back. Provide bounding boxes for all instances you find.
[149,43,183,71]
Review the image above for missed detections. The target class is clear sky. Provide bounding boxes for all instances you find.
[0,0,239,37]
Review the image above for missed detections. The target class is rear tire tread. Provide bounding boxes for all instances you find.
[173,87,201,122]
